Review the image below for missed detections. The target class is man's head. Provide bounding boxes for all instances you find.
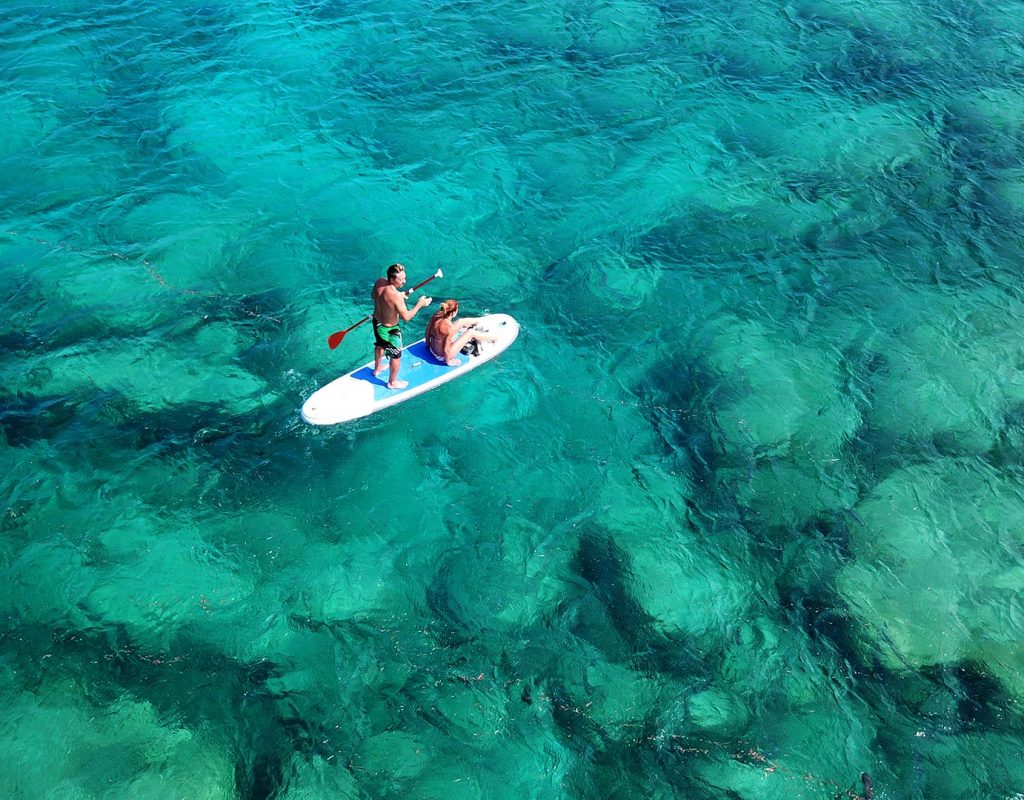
[386,263,406,285]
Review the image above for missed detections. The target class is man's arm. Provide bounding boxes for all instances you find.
[390,286,431,321]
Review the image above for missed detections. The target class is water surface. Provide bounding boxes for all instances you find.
[3,0,1024,797]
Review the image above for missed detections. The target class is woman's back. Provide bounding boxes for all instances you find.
[426,314,452,360]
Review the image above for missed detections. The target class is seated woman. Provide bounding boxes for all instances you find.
[424,299,495,366]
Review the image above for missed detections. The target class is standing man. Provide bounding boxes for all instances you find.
[371,263,432,389]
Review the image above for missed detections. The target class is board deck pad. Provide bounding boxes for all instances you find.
[301,313,519,425]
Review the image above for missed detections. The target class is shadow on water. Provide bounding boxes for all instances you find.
[637,203,857,303]
[639,206,783,269]
[869,662,1024,797]
[989,404,1024,470]
[0,392,82,447]
[0,378,326,519]
[631,347,735,518]
[0,384,258,451]
[818,31,939,100]
[177,4,242,55]
[780,171,856,206]
[573,530,708,680]
[934,662,1024,734]
[933,108,1024,260]
[783,576,881,679]
[88,62,189,184]
[787,4,960,99]
[291,0,342,23]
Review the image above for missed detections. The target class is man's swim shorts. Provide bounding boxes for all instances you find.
[372,318,403,360]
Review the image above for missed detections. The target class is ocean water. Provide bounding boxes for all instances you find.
[2,0,1024,796]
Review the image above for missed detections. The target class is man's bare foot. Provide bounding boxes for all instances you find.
[387,379,409,389]
[445,357,462,367]
[373,366,383,377]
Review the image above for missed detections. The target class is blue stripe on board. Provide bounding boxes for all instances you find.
[348,340,457,402]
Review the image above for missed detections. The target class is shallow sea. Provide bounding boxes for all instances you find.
[3,0,1024,797]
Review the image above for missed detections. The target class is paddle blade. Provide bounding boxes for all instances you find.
[327,315,370,349]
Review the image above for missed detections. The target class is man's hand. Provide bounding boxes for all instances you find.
[417,296,433,309]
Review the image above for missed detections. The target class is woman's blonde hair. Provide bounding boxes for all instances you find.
[438,299,459,318]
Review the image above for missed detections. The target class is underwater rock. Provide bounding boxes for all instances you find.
[707,315,860,461]
[0,685,235,800]
[836,460,1024,695]
[734,460,858,530]
[274,755,361,800]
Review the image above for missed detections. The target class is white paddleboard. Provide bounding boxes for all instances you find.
[301,313,519,425]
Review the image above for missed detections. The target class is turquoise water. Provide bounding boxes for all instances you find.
[3,0,1024,796]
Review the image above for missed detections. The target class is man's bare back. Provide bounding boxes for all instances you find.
[372,278,402,326]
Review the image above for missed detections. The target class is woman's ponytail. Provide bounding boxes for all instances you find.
[440,299,459,318]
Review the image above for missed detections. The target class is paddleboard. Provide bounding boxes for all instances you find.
[301,313,519,425]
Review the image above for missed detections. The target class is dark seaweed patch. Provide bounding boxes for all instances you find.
[0,393,80,447]
[574,531,707,679]
[1,620,301,796]
[947,662,1021,733]
[820,35,935,99]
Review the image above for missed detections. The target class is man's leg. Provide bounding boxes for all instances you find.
[387,356,407,389]
[373,345,384,375]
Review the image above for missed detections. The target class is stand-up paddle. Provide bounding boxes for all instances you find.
[327,269,443,349]
[303,313,520,425]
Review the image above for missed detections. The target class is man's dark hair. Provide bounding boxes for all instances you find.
[387,263,405,280]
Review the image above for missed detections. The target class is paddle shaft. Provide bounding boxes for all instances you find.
[408,272,441,293]
[327,271,441,349]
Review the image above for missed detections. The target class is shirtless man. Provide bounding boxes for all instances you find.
[371,263,432,389]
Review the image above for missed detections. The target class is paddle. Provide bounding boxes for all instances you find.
[327,268,443,349]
